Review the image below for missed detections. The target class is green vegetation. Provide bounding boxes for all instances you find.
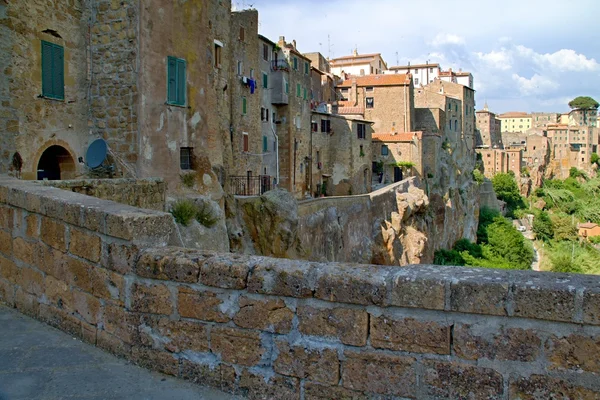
[171,199,218,228]
[568,96,599,110]
[491,172,525,217]
[472,169,484,185]
[388,161,415,169]
[180,173,196,188]
[434,207,533,270]
[591,153,599,166]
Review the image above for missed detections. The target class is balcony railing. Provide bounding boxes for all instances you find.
[229,175,272,196]
[271,59,290,72]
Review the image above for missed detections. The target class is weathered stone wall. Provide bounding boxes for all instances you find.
[0,0,91,179]
[1,176,600,399]
[39,177,166,211]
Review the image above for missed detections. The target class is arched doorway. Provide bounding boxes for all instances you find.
[37,145,75,180]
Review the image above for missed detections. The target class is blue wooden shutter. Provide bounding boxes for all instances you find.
[52,44,64,99]
[167,57,177,104]
[177,59,186,105]
[41,41,53,97]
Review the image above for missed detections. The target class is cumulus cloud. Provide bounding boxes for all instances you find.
[511,73,558,96]
[429,33,466,47]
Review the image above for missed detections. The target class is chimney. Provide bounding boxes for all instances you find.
[278,36,285,47]
[353,48,358,57]
[351,79,358,107]
[408,61,410,67]
[292,39,297,49]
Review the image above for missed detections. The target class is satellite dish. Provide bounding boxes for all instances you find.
[86,139,108,168]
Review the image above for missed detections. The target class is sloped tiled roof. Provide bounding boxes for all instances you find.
[580,222,598,229]
[337,74,411,88]
[337,107,365,115]
[498,112,530,118]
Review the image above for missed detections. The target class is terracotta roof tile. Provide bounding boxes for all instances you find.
[337,106,364,115]
[331,53,381,61]
[498,112,530,118]
[580,222,598,229]
[337,74,411,88]
[389,63,440,69]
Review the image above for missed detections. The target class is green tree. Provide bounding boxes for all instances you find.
[486,217,534,269]
[472,169,484,185]
[492,173,524,216]
[551,215,577,241]
[533,211,553,242]
[591,153,599,166]
[476,206,501,244]
[568,96,599,110]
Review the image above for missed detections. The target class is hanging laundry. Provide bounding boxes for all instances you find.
[249,79,255,94]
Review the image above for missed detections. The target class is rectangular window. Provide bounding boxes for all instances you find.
[167,56,186,106]
[366,97,374,108]
[321,119,331,133]
[239,27,245,41]
[262,72,268,89]
[381,145,389,156]
[311,122,318,132]
[261,107,265,121]
[303,87,307,100]
[262,136,268,152]
[357,123,366,139]
[414,78,419,86]
[263,44,269,61]
[214,43,222,68]
[41,40,65,100]
[237,61,243,75]
[180,147,193,170]
[242,97,247,114]
[365,87,373,92]
[293,57,298,70]
[304,62,309,75]
[250,68,255,79]
[296,83,301,97]
[243,132,249,152]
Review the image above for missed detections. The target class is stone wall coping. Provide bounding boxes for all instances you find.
[37,177,164,186]
[136,247,600,325]
[0,176,178,245]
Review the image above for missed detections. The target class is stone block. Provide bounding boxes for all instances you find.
[69,228,102,263]
[103,304,139,344]
[511,277,576,322]
[104,242,138,274]
[0,279,15,306]
[25,214,40,238]
[0,205,13,230]
[0,254,19,283]
[15,288,40,317]
[210,327,264,366]
[199,254,253,289]
[341,351,415,397]
[72,290,102,325]
[304,382,368,400]
[274,340,339,384]
[131,347,179,377]
[90,267,124,305]
[16,266,44,296]
[38,303,82,338]
[238,369,300,400]
[180,359,236,393]
[105,208,174,245]
[454,323,541,362]
[96,330,132,359]
[583,290,600,325]
[177,286,230,323]
[247,259,315,298]
[0,230,12,256]
[546,333,600,373]
[314,265,389,306]
[64,255,94,293]
[12,237,36,266]
[130,282,173,315]
[370,316,451,355]
[422,360,504,399]
[40,216,67,252]
[509,375,598,399]
[389,267,446,310]
[139,316,209,353]
[450,272,509,316]
[233,296,293,334]
[297,306,368,346]
[136,248,201,283]
[45,275,73,311]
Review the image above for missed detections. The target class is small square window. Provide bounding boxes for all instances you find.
[180,147,193,170]
[365,87,373,92]
[381,145,389,156]
[366,97,374,108]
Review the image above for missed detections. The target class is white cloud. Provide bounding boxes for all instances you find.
[475,49,512,70]
[429,33,466,47]
[512,73,558,96]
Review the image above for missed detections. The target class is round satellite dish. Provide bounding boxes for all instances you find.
[86,139,108,168]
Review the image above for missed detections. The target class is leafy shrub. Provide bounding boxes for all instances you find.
[181,173,196,188]
[171,199,197,226]
[533,211,553,242]
[195,203,218,228]
[492,173,525,216]
[472,169,484,185]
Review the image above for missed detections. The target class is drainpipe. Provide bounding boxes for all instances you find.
[270,122,280,185]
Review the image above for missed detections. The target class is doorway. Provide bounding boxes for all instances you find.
[37,145,75,180]
[393,166,403,183]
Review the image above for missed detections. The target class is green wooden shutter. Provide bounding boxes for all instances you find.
[52,44,64,100]
[285,81,289,94]
[262,136,268,152]
[176,59,186,105]
[263,73,268,89]
[242,97,247,114]
[41,41,53,97]
[167,57,177,104]
[304,62,309,75]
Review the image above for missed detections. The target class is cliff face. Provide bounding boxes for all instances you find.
[228,139,480,266]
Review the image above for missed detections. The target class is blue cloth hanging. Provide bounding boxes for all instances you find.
[249,79,255,94]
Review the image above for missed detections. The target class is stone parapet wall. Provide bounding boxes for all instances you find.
[1,176,600,398]
[39,178,166,211]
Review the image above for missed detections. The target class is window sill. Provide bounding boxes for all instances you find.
[40,95,65,102]
[166,102,187,108]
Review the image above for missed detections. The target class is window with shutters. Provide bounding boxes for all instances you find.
[311,122,318,132]
[262,72,268,89]
[262,136,268,152]
[304,62,309,75]
[180,147,193,170]
[214,42,222,68]
[41,41,65,100]
[293,57,298,70]
[263,44,269,61]
[357,123,366,139]
[381,145,389,156]
[167,56,186,106]
[239,27,245,41]
[303,87,307,100]
[321,119,331,133]
[242,97,247,114]
[296,83,301,97]
[285,80,289,94]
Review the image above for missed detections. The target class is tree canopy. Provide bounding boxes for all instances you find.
[492,173,525,216]
[568,96,599,110]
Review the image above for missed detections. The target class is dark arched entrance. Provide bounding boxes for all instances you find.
[37,145,75,180]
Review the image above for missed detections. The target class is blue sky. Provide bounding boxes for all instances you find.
[234,0,600,113]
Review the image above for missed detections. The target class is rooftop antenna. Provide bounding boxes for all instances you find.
[396,51,399,65]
